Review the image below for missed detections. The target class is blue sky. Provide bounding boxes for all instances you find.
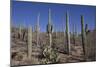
[11,1,96,33]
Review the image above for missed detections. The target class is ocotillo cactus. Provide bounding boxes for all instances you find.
[65,12,71,54]
[27,26,32,60]
[81,15,87,56]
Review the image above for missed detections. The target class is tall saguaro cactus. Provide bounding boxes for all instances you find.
[65,12,71,54]
[81,15,87,56]
[73,24,76,45]
[47,8,53,48]
[43,9,59,64]
[36,13,40,46]
[27,26,32,60]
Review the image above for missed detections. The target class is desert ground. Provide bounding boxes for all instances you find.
[11,27,96,66]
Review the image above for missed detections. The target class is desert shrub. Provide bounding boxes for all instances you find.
[41,46,59,64]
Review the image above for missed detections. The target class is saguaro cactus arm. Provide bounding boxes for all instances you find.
[85,24,89,35]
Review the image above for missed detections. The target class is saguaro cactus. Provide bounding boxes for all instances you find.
[19,24,22,39]
[22,23,27,41]
[47,8,53,48]
[73,24,76,45]
[73,24,77,46]
[42,9,58,64]
[85,24,89,35]
[75,24,77,37]
[55,29,57,38]
[27,26,32,60]
[65,12,71,54]
[36,13,40,46]
[62,18,66,38]
[81,15,87,56]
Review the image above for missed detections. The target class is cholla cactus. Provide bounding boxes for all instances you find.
[42,46,58,64]
[27,26,32,60]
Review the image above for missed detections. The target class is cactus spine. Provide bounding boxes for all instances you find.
[81,15,87,56]
[27,26,32,59]
[65,12,70,54]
